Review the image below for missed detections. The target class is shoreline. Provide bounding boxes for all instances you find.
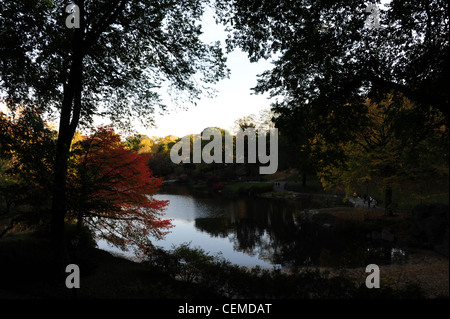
[98,240,449,299]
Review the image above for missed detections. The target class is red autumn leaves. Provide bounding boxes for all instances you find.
[68,126,172,254]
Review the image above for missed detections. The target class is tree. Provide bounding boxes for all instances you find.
[220,0,449,120]
[124,134,150,152]
[0,105,56,188]
[313,94,448,215]
[233,114,257,132]
[147,152,177,178]
[1,0,229,268]
[272,106,318,186]
[233,108,276,133]
[220,0,448,190]
[0,105,57,235]
[68,126,172,255]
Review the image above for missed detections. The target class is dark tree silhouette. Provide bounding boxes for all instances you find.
[220,0,448,119]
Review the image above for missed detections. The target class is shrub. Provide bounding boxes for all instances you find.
[145,243,359,298]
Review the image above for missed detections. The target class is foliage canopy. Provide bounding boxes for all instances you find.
[0,0,229,129]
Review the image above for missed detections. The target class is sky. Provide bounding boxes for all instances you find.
[133,10,276,138]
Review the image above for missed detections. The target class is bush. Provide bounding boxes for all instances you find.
[145,243,359,298]
[146,243,217,283]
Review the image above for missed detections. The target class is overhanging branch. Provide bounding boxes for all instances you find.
[364,73,449,118]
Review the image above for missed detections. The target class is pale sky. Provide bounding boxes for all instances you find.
[140,49,275,138]
[135,9,276,138]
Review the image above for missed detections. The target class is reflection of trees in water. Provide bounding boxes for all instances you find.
[270,222,330,267]
[193,197,389,267]
[194,217,232,238]
[194,197,326,266]
[161,186,397,267]
[252,202,328,267]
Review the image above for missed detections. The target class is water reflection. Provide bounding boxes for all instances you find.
[150,185,405,268]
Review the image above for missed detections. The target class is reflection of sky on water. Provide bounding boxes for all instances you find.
[98,193,276,267]
[98,188,406,268]
[155,218,274,267]
[153,193,275,267]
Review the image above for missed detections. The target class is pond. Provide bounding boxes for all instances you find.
[98,184,407,268]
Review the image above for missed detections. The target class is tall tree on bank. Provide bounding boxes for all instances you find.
[0,0,228,270]
[313,95,448,215]
[218,0,449,138]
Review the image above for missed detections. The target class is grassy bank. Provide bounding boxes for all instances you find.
[222,182,273,195]
[176,168,449,212]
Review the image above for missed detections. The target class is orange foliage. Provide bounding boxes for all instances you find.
[69,126,172,254]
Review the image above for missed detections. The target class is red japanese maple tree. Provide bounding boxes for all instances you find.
[68,126,172,255]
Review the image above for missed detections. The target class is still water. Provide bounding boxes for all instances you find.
[99,184,404,268]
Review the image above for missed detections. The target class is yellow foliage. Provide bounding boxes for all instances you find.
[314,93,448,200]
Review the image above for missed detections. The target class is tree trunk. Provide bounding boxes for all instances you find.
[0,217,19,239]
[384,185,393,216]
[50,127,72,277]
[50,75,83,278]
[76,211,83,234]
[50,0,85,278]
[302,173,307,187]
